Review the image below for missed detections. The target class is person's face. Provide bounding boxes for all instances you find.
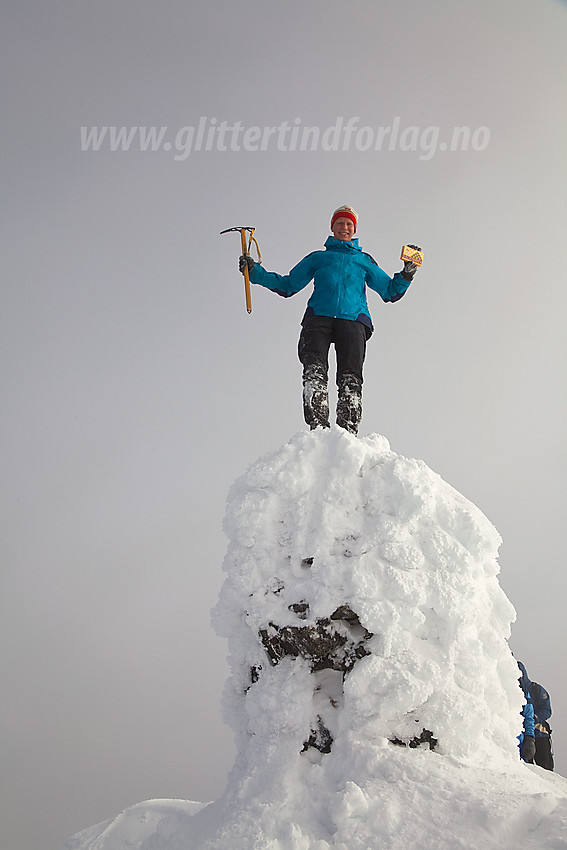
[331,217,355,241]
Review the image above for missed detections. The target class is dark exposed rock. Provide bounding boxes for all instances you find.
[330,604,362,625]
[390,728,438,751]
[258,613,371,674]
[301,715,333,754]
[288,601,310,619]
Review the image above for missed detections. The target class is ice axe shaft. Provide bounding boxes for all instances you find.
[220,226,261,314]
[239,228,252,314]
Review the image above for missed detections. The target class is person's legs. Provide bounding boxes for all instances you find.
[334,319,367,435]
[298,317,334,429]
[534,735,554,771]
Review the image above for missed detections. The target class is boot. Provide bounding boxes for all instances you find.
[302,363,330,430]
[336,372,362,435]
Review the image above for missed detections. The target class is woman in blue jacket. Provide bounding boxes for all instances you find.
[239,205,420,435]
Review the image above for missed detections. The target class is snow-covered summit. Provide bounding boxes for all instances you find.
[214,427,521,765]
[63,429,567,850]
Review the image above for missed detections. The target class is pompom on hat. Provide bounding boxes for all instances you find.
[331,204,358,232]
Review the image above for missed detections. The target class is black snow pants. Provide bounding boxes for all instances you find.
[534,734,554,771]
[298,315,368,435]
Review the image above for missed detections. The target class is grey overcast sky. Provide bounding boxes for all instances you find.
[1,2,566,849]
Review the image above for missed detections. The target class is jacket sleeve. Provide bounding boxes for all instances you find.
[523,699,536,738]
[249,252,319,298]
[364,258,412,303]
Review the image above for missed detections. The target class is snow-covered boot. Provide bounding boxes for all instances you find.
[302,363,330,430]
[336,372,362,435]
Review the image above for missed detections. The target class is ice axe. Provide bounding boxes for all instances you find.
[220,226,262,314]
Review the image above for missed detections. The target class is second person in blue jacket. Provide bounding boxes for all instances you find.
[240,205,420,435]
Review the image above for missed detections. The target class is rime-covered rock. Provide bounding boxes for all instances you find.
[213,427,522,768]
[62,428,567,850]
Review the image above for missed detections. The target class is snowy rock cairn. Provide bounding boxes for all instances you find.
[64,428,567,850]
[206,427,526,847]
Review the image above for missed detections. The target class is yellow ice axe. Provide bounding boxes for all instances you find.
[220,226,262,314]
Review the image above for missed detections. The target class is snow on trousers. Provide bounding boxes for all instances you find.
[298,315,367,434]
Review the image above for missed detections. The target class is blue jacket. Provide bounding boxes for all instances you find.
[521,700,536,740]
[249,237,411,332]
[530,682,552,738]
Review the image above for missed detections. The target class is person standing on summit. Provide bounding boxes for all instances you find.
[239,205,421,435]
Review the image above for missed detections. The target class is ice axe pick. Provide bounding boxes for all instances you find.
[220,226,262,314]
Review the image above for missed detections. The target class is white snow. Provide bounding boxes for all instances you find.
[62,429,567,849]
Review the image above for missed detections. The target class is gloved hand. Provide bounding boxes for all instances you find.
[239,254,255,274]
[401,244,422,281]
[521,735,536,763]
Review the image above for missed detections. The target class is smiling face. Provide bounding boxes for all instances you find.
[331,217,356,241]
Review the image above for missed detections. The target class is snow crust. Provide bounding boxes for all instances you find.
[63,429,567,849]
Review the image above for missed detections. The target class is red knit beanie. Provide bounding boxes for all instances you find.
[331,204,358,232]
